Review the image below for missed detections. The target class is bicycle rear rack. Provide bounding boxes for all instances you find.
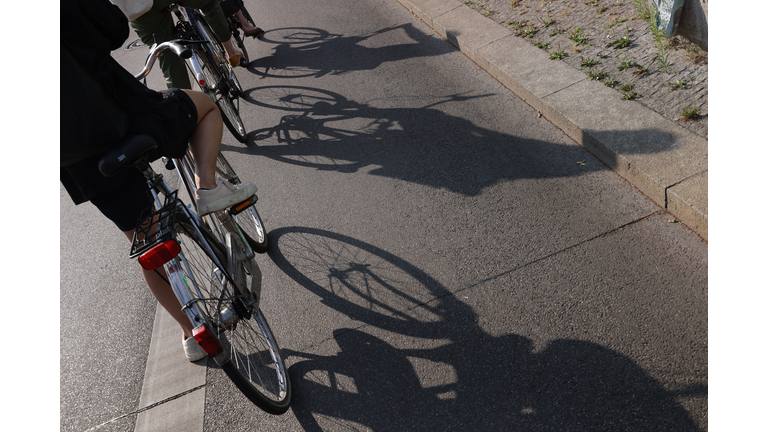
[130,191,181,259]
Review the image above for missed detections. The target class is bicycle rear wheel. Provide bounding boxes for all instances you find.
[191,20,247,142]
[172,220,290,413]
[228,17,250,66]
[220,308,292,414]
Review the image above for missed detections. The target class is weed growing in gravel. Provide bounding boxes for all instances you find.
[686,43,707,63]
[539,14,554,27]
[580,57,598,67]
[622,89,640,100]
[606,17,630,29]
[607,35,630,49]
[518,24,538,38]
[681,93,700,121]
[618,59,635,71]
[634,0,651,20]
[587,69,609,80]
[549,26,565,36]
[535,41,551,49]
[604,77,617,87]
[569,27,589,44]
[550,50,568,60]
[668,78,690,90]
[681,105,700,121]
[647,4,671,72]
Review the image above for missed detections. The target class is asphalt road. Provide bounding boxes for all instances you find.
[60,0,708,430]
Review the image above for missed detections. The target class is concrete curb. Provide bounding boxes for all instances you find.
[134,306,207,432]
[396,0,708,240]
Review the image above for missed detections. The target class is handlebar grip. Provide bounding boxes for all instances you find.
[178,47,192,59]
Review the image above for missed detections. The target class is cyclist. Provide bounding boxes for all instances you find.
[125,0,247,89]
[218,0,265,39]
[62,0,256,361]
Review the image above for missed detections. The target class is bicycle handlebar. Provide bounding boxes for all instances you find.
[133,40,203,80]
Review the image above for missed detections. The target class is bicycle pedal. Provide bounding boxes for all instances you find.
[229,195,257,215]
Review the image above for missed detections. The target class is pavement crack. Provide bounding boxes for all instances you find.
[461,211,663,292]
[82,384,207,432]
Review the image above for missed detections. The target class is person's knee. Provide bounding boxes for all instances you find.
[181,89,219,121]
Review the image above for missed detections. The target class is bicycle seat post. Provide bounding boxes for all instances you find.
[135,159,174,200]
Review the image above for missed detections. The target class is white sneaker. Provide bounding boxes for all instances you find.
[183,335,207,362]
[196,179,257,216]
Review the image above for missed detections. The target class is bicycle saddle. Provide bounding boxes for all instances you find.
[98,134,158,177]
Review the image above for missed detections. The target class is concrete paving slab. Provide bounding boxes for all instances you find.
[476,34,587,123]
[667,170,708,240]
[134,306,207,432]
[395,0,708,240]
[397,0,461,29]
[426,3,516,63]
[542,79,708,206]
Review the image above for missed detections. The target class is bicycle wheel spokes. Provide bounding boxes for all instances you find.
[234,206,268,253]
[173,225,232,325]
[220,309,291,414]
[214,153,269,252]
[191,18,248,143]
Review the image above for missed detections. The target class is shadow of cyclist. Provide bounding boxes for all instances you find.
[267,227,705,431]
[238,86,680,197]
[247,24,452,79]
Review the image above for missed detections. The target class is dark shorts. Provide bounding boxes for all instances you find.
[90,89,198,231]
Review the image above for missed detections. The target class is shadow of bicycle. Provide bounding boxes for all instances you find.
[245,24,451,79]
[267,227,705,431]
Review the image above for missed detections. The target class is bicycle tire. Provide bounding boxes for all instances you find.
[191,19,247,143]
[180,150,269,253]
[229,17,250,66]
[195,15,245,98]
[220,307,292,414]
[239,6,256,29]
[214,153,269,253]
[172,219,291,413]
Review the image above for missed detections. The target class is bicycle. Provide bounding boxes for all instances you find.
[225,2,259,67]
[113,40,290,414]
[129,3,248,143]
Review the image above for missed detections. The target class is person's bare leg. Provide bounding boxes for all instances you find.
[236,10,258,32]
[122,228,195,339]
[182,89,223,190]
[221,38,241,61]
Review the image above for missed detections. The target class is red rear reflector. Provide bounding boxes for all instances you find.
[138,239,181,270]
[193,325,222,355]
[198,79,206,86]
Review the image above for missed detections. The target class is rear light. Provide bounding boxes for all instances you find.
[138,239,181,270]
[193,325,222,355]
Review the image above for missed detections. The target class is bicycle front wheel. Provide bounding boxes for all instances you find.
[215,153,269,252]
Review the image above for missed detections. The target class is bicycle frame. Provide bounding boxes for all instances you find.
[132,157,235,364]
[129,37,264,364]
